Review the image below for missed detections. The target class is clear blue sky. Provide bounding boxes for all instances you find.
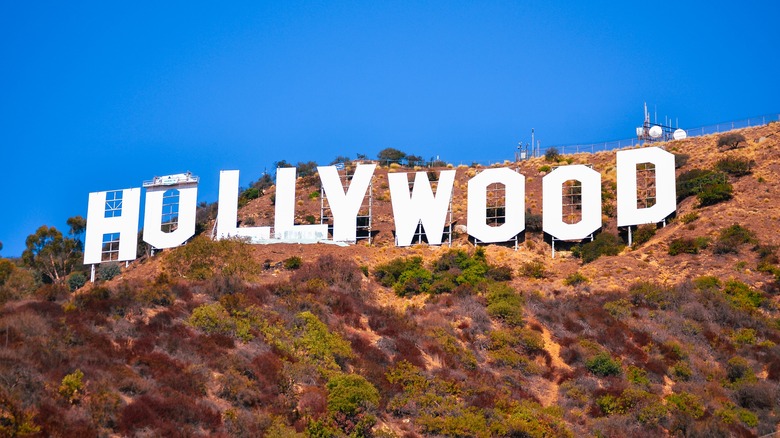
[1,1,778,257]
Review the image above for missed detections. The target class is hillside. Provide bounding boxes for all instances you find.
[1,123,780,437]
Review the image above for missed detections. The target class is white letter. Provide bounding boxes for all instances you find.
[274,167,328,240]
[542,165,601,241]
[467,168,525,243]
[216,170,271,240]
[388,170,455,246]
[142,184,198,249]
[84,188,141,264]
[616,147,676,227]
[318,164,376,242]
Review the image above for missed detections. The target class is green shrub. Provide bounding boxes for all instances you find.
[486,264,513,281]
[496,400,573,438]
[585,352,621,377]
[668,237,701,255]
[486,283,524,327]
[67,272,87,291]
[394,265,433,296]
[59,369,85,404]
[637,400,668,426]
[626,365,650,387]
[596,388,651,416]
[716,156,754,176]
[520,261,547,279]
[697,181,733,206]
[433,328,478,369]
[629,282,675,309]
[755,245,779,273]
[632,224,656,248]
[723,280,764,311]
[603,298,632,319]
[716,402,758,427]
[669,361,693,381]
[665,392,704,419]
[98,263,121,281]
[726,356,756,386]
[679,212,699,224]
[283,256,302,270]
[374,256,424,287]
[713,224,756,254]
[693,275,721,290]
[574,233,624,263]
[730,328,756,345]
[326,374,379,416]
[238,187,260,207]
[418,408,490,438]
[677,169,718,200]
[676,169,732,206]
[190,303,237,337]
[564,272,588,286]
[294,311,353,373]
[432,248,493,287]
[138,281,174,306]
[717,132,746,150]
[538,165,552,173]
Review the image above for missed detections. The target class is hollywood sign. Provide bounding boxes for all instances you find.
[83,147,675,264]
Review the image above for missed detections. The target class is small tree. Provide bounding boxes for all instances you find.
[59,369,85,404]
[296,161,319,178]
[545,147,561,162]
[377,148,406,164]
[586,352,621,376]
[330,155,352,165]
[251,173,273,192]
[326,374,379,416]
[406,155,424,166]
[98,263,121,281]
[22,226,80,283]
[717,132,746,150]
[67,272,87,291]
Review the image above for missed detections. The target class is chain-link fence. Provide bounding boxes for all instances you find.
[550,113,780,156]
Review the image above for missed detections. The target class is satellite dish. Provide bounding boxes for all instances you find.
[649,125,663,139]
[673,128,687,140]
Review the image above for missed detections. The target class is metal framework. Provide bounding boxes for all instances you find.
[562,179,583,225]
[409,176,453,246]
[320,166,374,244]
[636,162,657,209]
[626,162,660,246]
[551,165,593,257]
[101,232,120,261]
[161,189,180,233]
[473,168,521,250]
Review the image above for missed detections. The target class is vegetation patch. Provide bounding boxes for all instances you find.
[572,232,624,263]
